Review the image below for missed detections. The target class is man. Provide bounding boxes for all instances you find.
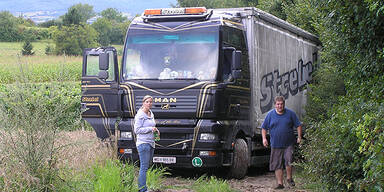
[261,96,302,189]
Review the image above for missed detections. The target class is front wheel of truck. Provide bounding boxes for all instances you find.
[228,138,249,179]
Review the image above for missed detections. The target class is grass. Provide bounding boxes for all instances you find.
[193,175,234,192]
[0,42,82,84]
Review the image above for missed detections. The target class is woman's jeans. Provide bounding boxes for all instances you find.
[137,143,154,192]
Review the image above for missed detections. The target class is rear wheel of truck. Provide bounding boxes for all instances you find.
[228,138,249,179]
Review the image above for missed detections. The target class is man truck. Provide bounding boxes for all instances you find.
[81,7,321,179]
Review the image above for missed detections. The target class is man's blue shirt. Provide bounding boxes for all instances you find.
[261,108,301,148]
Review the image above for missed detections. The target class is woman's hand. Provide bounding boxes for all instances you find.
[152,127,160,135]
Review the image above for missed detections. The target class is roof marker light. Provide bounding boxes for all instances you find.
[143,7,207,16]
[185,7,206,14]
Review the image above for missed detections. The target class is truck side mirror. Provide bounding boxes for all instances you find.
[231,50,242,79]
[98,70,109,80]
[232,50,241,70]
[99,52,109,70]
[231,70,241,79]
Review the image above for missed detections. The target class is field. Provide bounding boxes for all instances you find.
[0,41,82,84]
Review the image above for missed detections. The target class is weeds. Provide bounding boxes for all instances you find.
[146,166,170,191]
[193,175,234,192]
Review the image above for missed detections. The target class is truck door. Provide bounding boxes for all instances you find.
[81,47,119,139]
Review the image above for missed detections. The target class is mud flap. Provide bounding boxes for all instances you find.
[84,117,116,139]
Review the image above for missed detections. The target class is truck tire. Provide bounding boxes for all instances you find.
[228,138,249,179]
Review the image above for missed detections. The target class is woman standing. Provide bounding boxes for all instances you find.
[134,95,160,192]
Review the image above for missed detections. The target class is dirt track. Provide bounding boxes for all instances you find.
[161,167,308,192]
[61,131,309,192]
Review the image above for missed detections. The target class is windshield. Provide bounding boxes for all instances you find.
[122,26,219,80]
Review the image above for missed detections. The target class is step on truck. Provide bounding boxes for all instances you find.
[81,7,321,179]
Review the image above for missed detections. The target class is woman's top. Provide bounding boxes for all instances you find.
[134,108,155,148]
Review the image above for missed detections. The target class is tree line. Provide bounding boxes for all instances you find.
[0,3,131,55]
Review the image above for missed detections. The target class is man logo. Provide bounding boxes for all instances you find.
[154,98,177,103]
[161,104,170,110]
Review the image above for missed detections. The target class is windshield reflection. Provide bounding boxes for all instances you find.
[123,27,219,80]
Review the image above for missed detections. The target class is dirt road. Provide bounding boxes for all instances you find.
[161,167,308,192]
[60,130,309,192]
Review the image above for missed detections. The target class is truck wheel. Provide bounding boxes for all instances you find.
[228,138,249,179]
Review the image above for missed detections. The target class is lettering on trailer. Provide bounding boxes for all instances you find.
[260,53,318,113]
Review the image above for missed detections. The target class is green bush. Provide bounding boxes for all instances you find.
[0,82,81,131]
[21,27,50,41]
[21,40,35,55]
[0,81,81,191]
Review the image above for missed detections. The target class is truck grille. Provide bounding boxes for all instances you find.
[135,95,197,113]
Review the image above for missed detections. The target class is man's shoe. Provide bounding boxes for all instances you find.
[275,184,284,189]
[287,179,295,186]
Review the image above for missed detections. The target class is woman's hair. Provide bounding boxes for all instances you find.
[142,95,153,102]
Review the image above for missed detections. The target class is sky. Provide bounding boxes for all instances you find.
[0,0,178,21]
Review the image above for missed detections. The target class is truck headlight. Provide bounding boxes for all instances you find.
[200,133,216,141]
[121,131,132,139]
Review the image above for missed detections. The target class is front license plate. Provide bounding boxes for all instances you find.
[153,157,176,164]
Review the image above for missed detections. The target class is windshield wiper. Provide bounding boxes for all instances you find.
[131,78,159,80]
[173,78,198,80]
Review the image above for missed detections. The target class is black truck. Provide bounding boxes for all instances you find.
[81,7,320,179]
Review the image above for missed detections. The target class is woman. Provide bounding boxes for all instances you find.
[134,95,160,192]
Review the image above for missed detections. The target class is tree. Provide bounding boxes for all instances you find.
[62,3,95,25]
[38,19,63,28]
[62,7,82,25]
[0,11,22,41]
[91,8,130,45]
[174,0,258,8]
[21,40,35,55]
[52,24,99,56]
[101,8,127,23]
[109,21,130,44]
[91,18,113,46]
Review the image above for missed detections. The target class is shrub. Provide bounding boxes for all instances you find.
[0,81,81,191]
[0,82,82,131]
[21,40,35,55]
[45,44,55,55]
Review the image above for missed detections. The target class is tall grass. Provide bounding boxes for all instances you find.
[92,159,137,192]
[193,175,234,192]
[0,52,82,84]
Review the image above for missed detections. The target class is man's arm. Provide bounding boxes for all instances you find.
[297,125,302,144]
[262,128,268,147]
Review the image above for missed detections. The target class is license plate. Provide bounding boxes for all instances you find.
[153,156,176,164]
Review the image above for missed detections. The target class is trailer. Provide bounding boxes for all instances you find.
[81,7,321,179]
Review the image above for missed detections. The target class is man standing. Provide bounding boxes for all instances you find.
[262,96,302,189]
